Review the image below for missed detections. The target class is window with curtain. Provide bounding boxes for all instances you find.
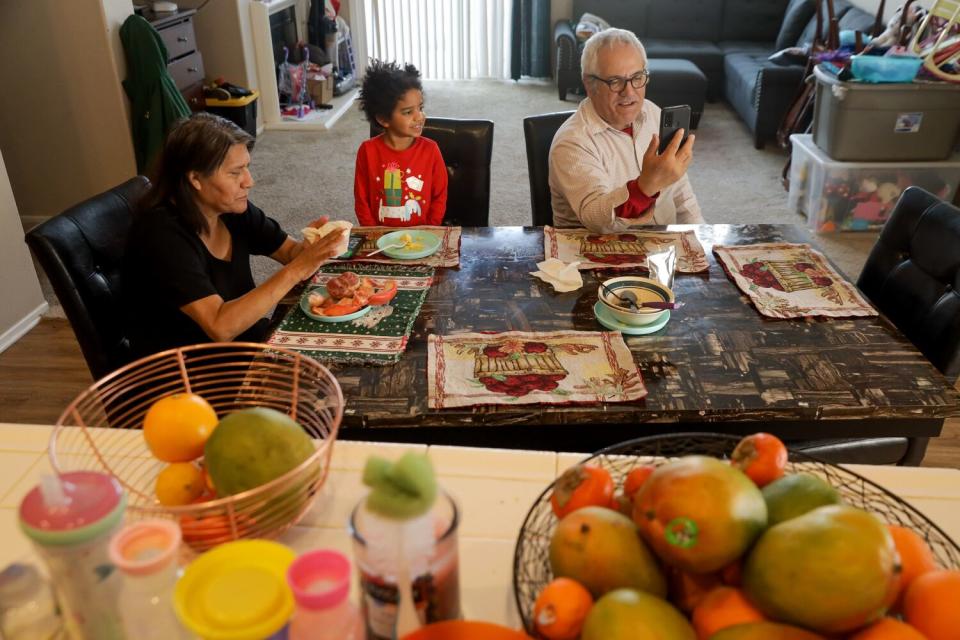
[361,0,512,79]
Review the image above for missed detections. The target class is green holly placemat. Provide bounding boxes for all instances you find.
[267,263,435,365]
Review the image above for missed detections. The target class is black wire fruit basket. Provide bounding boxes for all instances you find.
[512,433,960,635]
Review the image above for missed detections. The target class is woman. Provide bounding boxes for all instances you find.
[123,112,344,358]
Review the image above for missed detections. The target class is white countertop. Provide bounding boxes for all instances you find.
[1,423,958,629]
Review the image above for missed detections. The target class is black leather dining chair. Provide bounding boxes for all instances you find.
[369,118,494,227]
[523,111,574,227]
[791,187,960,466]
[25,176,150,380]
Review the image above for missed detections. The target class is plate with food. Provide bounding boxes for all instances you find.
[376,229,442,260]
[300,271,399,322]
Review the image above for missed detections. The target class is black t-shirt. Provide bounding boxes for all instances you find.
[123,202,288,358]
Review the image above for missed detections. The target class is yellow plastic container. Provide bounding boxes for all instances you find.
[205,90,259,138]
[174,539,295,640]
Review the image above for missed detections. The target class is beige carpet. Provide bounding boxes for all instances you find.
[40,79,877,318]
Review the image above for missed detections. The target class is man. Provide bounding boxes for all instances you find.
[549,29,703,231]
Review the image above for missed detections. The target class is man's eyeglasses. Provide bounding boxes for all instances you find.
[588,71,650,93]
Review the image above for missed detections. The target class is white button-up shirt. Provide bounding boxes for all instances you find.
[549,98,703,231]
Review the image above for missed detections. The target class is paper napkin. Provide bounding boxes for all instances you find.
[531,258,583,292]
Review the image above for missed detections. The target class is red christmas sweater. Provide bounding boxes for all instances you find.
[354,135,448,226]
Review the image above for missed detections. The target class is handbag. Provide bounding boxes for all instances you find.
[777,0,840,152]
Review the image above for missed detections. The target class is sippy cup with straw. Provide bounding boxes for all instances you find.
[18,471,126,640]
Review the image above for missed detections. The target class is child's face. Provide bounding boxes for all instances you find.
[381,89,425,138]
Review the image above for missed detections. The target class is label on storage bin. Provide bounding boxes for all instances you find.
[894,112,922,133]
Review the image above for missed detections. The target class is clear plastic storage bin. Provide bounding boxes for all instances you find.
[788,134,960,233]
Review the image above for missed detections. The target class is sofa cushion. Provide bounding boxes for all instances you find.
[643,40,725,73]
[720,40,776,56]
[775,0,817,49]
[573,0,647,38]
[797,0,855,45]
[647,0,723,41]
[724,53,764,116]
[721,0,790,42]
[837,6,878,35]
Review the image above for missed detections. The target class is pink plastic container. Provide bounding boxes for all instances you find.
[286,549,364,640]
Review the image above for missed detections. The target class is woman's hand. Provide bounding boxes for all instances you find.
[305,215,330,229]
[636,131,695,197]
[290,227,346,281]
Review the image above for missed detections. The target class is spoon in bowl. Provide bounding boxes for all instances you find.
[600,283,684,310]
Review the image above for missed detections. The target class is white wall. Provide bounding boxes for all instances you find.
[552,0,572,26]
[0,0,136,225]
[179,0,259,96]
[0,148,46,353]
[849,0,931,21]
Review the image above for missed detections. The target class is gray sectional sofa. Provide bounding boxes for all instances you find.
[555,0,876,148]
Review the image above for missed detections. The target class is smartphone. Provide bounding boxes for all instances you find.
[658,105,692,154]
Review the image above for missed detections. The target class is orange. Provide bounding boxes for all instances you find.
[903,569,960,640]
[533,577,593,640]
[849,618,927,640]
[142,392,218,462]
[888,524,938,602]
[691,586,766,640]
[155,462,204,506]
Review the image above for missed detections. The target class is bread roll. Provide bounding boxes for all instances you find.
[302,220,352,256]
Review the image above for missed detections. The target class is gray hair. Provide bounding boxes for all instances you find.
[580,28,647,78]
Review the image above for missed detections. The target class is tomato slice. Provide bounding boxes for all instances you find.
[368,280,398,305]
[323,300,363,316]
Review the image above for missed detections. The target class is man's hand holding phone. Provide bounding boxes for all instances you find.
[636,129,696,197]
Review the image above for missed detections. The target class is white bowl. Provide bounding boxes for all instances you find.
[597,276,674,326]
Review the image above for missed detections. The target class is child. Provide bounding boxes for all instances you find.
[354,60,448,227]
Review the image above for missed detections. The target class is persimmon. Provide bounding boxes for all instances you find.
[887,524,938,604]
[623,465,655,500]
[719,559,742,587]
[691,586,766,640]
[550,465,614,519]
[903,569,960,640]
[731,432,788,487]
[533,577,593,640]
[667,566,721,613]
[849,618,927,640]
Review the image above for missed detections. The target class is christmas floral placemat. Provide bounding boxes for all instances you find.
[267,263,435,364]
[544,226,709,273]
[713,243,877,319]
[427,330,647,409]
[341,225,461,268]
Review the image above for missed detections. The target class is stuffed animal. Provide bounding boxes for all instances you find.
[872,3,929,50]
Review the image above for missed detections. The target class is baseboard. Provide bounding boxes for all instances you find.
[0,302,49,354]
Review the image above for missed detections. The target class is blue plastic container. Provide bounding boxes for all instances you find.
[850,54,923,83]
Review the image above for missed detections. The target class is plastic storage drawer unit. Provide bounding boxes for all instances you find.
[205,90,259,138]
[812,65,960,162]
[788,134,960,233]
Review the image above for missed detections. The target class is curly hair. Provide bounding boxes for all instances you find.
[358,59,423,125]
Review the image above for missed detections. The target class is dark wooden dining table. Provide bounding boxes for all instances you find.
[271,225,960,453]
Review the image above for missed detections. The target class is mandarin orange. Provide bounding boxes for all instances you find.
[142,392,217,462]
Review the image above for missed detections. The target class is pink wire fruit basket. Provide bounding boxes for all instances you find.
[49,343,344,553]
